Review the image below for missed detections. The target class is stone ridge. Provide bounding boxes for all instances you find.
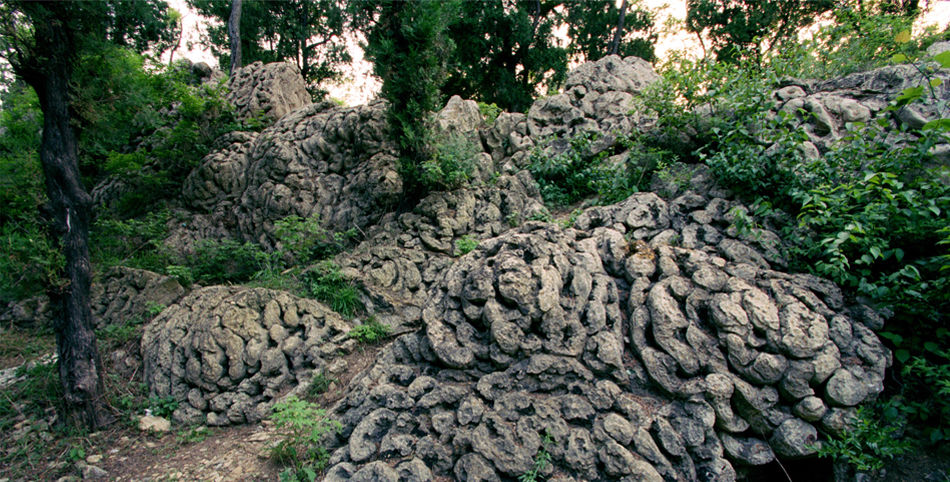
[319,191,888,481]
[116,54,950,480]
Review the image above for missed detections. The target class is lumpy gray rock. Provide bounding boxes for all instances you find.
[141,286,353,424]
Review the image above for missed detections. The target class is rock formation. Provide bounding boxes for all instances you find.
[127,55,934,480]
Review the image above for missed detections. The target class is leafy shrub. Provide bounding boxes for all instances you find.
[519,431,554,482]
[421,130,480,191]
[307,371,337,399]
[528,132,666,208]
[478,102,502,125]
[896,330,950,444]
[303,262,361,318]
[147,395,179,419]
[454,235,479,256]
[185,239,269,285]
[269,396,341,481]
[347,317,392,344]
[816,406,911,472]
[91,209,173,274]
[274,214,358,264]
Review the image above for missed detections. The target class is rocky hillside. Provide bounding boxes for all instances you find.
[12,53,948,480]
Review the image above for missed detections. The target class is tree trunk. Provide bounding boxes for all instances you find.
[26,30,112,431]
[229,0,243,75]
[609,0,628,56]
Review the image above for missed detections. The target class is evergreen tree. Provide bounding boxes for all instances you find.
[442,0,567,113]
[356,0,455,203]
[188,0,349,96]
[566,0,656,62]
[686,0,835,63]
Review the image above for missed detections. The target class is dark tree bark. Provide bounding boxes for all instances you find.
[228,0,242,74]
[12,6,112,430]
[609,0,628,56]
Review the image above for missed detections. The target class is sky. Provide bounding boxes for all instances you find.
[166,0,950,106]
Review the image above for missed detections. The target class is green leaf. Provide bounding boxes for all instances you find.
[891,53,908,63]
[870,246,882,259]
[894,30,912,44]
[923,118,950,131]
[924,341,940,353]
[895,349,912,363]
[878,331,903,345]
[935,51,950,69]
[930,78,943,88]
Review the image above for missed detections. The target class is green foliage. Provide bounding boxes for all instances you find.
[528,132,667,207]
[519,431,554,482]
[896,331,950,444]
[185,239,270,285]
[775,1,934,79]
[422,131,480,191]
[358,0,456,201]
[269,396,341,480]
[347,317,392,345]
[442,1,568,113]
[90,209,172,274]
[477,102,502,126]
[816,406,911,472]
[454,235,479,256]
[187,0,349,95]
[685,0,835,63]
[176,425,210,445]
[274,214,358,264]
[566,0,656,62]
[307,371,337,399]
[4,361,62,430]
[96,316,143,344]
[303,261,361,318]
[147,396,179,419]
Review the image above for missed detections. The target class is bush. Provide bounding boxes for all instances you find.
[528,132,667,207]
[347,317,392,344]
[421,130,480,191]
[274,214,358,264]
[269,396,341,481]
[454,235,479,256]
[816,405,912,472]
[184,239,269,285]
[303,261,361,318]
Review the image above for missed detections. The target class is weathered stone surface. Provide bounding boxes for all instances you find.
[142,286,352,424]
[227,61,311,121]
[137,56,896,480]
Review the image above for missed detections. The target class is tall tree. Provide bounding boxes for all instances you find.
[355,0,455,202]
[686,0,835,63]
[228,0,242,74]
[0,0,173,430]
[442,0,568,113]
[567,0,656,62]
[188,0,349,96]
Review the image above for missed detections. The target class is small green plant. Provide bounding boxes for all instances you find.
[303,261,362,318]
[519,431,554,482]
[147,396,179,419]
[307,371,337,399]
[557,209,584,229]
[269,396,342,481]
[186,239,269,285]
[506,211,522,227]
[347,317,392,345]
[164,264,194,287]
[455,235,479,256]
[527,209,553,223]
[816,406,911,472]
[144,301,166,318]
[478,102,502,126]
[421,130,480,191]
[96,317,142,344]
[66,445,86,463]
[176,425,210,445]
[274,214,358,264]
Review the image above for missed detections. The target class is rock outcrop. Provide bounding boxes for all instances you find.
[320,191,889,481]
[142,286,354,425]
[226,61,312,122]
[135,54,909,479]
